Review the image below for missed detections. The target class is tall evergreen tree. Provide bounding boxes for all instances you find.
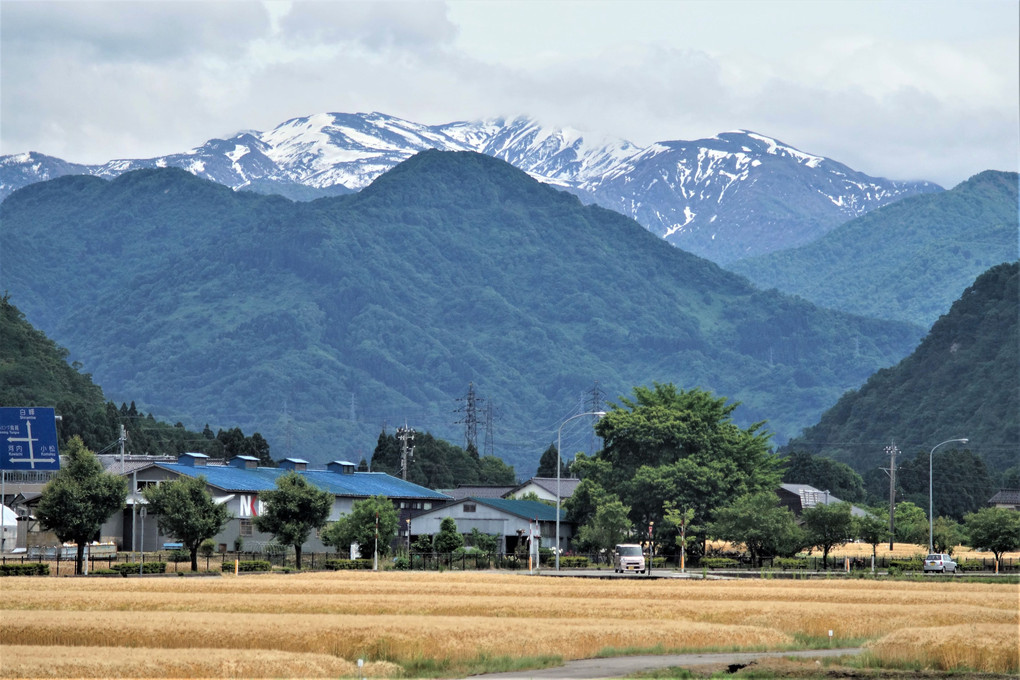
[536,443,565,478]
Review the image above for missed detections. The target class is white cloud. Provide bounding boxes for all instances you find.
[0,0,1016,187]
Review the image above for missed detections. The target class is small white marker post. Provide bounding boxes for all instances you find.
[358,657,365,680]
[828,630,833,647]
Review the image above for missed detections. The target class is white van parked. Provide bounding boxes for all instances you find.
[614,544,646,574]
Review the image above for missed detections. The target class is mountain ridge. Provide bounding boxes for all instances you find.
[0,151,925,473]
[728,170,1019,327]
[0,112,941,263]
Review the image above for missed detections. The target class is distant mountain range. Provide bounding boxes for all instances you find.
[728,170,1019,328]
[0,152,925,473]
[0,112,940,263]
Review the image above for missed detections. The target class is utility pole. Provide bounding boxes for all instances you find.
[119,424,127,474]
[396,423,415,481]
[881,442,900,551]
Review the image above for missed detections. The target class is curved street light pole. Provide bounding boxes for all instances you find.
[929,438,968,553]
[556,410,606,571]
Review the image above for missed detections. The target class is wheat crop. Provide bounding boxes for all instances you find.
[865,623,1020,673]
[1,572,1015,678]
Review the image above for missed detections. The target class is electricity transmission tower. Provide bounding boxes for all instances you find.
[455,382,484,451]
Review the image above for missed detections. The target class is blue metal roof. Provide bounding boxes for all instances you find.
[471,497,566,522]
[156,463,449,500]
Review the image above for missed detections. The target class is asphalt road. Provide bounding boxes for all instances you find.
[465,647,862,679]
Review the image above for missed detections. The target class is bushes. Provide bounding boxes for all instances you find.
[221,560,272,573]
[774,557,809,570]
[0,562,50,576]
[559,556,590,568]
[700,557,739,569]
[113,562,167,575]
[324,559,373,571]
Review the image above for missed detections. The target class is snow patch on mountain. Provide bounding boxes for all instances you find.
[0,112,942,262]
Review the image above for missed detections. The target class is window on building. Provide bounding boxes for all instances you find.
[239,519,253,537]
[463,503,476,513]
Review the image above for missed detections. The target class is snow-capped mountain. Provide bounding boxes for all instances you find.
[0,113,940,262]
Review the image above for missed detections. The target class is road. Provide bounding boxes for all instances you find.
[465,647,862,679]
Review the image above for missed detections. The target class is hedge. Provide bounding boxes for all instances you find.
[0,562,50,576]
[559,556,590,568]
[222,560,272,572]
[324,559,374,570]
[113,562,167,575]
[700,557,739,569]
[774,557,809,570]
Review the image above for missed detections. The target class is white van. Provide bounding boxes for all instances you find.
[613,544,646,574]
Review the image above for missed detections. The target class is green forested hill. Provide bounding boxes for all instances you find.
[728,171,1018,327]
[0,151,925,473]
[786,262,1018,475]
[0,295,232,457]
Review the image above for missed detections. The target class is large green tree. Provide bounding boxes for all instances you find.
[801,502,855,564]
[143,475,229,571]
[252,472,333,569]
[964,507,1020,562]
[708,492,804,566]
[35,436,128,575]
[592,384,782,555]
[931,516,965,555]
[321,495,399,559]
[893,501,929,545]
[574,493,632,555]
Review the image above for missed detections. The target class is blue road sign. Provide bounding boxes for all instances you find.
[0,407,60,471]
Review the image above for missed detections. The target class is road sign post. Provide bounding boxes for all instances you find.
[1,407,61,471]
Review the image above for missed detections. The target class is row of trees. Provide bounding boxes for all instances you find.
[560,384,1020,565]
[34,380,1020,575]
[35,436,466,574]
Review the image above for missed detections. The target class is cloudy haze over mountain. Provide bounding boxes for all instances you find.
[2,1,1017,189]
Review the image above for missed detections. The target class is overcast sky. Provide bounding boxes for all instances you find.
[2,0,1017,187]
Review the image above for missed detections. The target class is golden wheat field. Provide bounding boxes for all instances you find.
[1,571,1017,679]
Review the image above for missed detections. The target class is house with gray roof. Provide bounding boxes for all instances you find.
[409,497,570,555]
[987,489,1020,510]
[777,483,870,518]
[505,476,581,503]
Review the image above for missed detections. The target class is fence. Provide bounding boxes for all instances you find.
[2,549,1015,575]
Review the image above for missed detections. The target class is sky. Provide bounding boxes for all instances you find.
[1,0,1017,188]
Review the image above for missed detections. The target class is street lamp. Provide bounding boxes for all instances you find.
[556,410,606,571]
[929,438,968,553]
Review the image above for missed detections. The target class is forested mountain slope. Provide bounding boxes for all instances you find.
[0,151,925,472]
[786,262,1018,474]
[729,171,1018,328]
[0,295,237,458]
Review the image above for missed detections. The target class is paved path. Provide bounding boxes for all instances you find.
[466,647,862,679]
